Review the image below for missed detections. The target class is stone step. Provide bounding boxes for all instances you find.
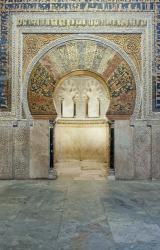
[80,169,107,176]
[55,161,108,177]
[81,164,107,170]
[56,168,107,176]
[74,175,106,180]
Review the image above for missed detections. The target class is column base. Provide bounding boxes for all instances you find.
[48,168,58,180]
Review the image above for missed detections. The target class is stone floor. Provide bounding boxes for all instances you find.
[0,178,160,250]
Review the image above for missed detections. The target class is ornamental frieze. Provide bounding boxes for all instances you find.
[23,33,141,77]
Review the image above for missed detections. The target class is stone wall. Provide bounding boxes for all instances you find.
[54,120,109,166]
[151,122,160,180]
[114,120,160,180]
[0,1,159,180]
[0,126,13,179]
[0,120,49,179]
[0,121,30,179]
[29,120,49,179]
[133,122,151,180]
[0,119,159,180]
[114,120,134,180]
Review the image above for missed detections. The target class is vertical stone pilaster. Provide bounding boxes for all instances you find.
[13,126,30,179]
[0,127,13,179]
[114,120,134,180]
[29,120,49,178]
[133,122,151,179]
[152,125,160,179]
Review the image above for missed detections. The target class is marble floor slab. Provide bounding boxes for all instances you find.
[0,178,160,250]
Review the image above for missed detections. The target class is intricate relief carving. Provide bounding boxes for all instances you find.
[54,74,110,119]
[23,34,66,77]
[27,38,137,118]
[107,61,136,115]
[99,34,141,75]
[28,62,56,116]
[23,34,141,78]
[133,125,151,179]
[14,128,30,179]
[0,11,154,121]
[124,37,140,54]
[85,79,108,118]
[0,128,13,179]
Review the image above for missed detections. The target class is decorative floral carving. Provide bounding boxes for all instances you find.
[124,37,140,54]
[28,63,56,115]
[28,40,136,117]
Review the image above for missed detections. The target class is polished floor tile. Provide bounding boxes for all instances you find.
[0,178,160,250]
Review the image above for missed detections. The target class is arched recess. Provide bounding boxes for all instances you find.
[23,34,141,120]
[53,70,111,119]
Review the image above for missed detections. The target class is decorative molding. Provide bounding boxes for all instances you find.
[1,1,155,13]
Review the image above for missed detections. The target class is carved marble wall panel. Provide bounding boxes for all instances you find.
[30,120,49,178]
[114,120,134,180]
[0,127,13,179]
[13,127,30,179]
[133,123,151,179]
[152,125,160,179]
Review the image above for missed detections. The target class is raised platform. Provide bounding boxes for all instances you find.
[55,160,108,180]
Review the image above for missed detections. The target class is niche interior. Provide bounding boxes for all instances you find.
[54,71,110,177]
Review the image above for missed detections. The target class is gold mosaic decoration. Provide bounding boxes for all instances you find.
[23,34,67,77]
[99,34,141,75]
[23,33,141,78]
[27,39,136,118]
[28,62,57,118]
